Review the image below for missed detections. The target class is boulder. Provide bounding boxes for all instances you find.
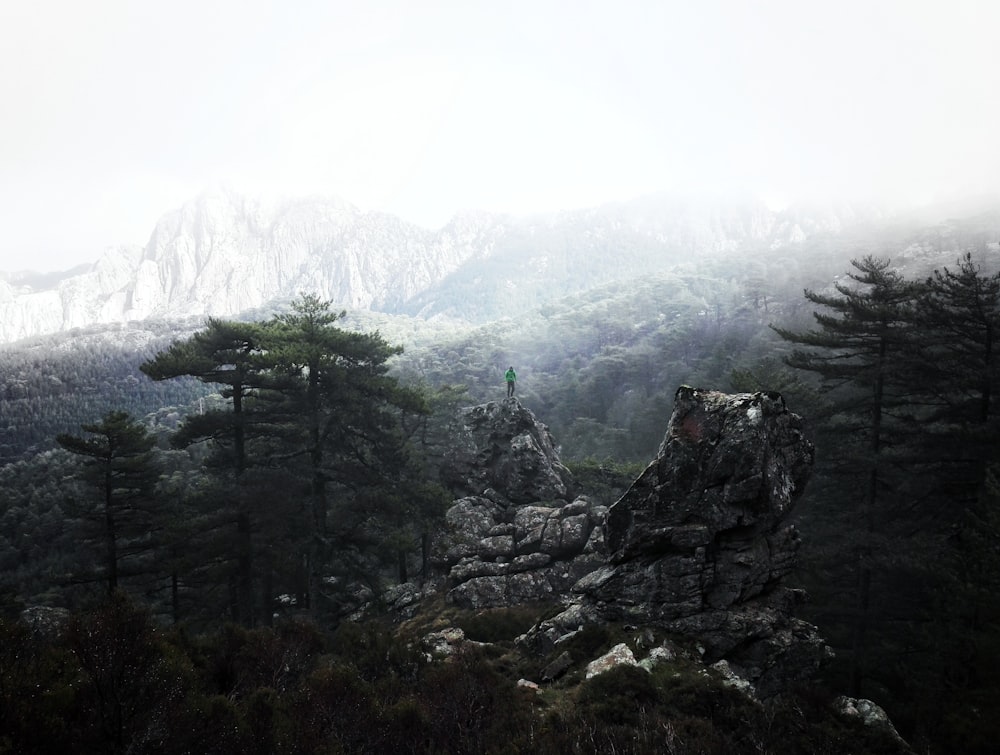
[526,388,828,697]
[435,496,608,609]
[835,696,908,745]
[585,643,638,679]
[541,651,574,682]
[440,398,573,505]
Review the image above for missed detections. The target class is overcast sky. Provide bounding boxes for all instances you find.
[2,0,999,271]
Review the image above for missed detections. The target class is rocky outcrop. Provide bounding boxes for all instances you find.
[433,494,606,609]
[430,398,603,608]
[524,387,828,698]
[439,398,573,506]
[835,697,908,745]
[375,388,828,698]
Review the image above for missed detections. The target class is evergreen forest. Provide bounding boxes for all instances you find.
[2,225,1000,752]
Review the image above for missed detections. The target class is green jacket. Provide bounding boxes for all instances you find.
[505,368,516,382]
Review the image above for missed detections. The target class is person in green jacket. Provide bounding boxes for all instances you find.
[505,366,517,397]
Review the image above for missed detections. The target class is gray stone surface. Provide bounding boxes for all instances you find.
[377,388,831,702]
[439,398,574,505]
[432,401,606,608]
[526,388,828,697]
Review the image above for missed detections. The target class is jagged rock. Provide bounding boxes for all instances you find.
[20,606,70,637]
[449,570,561,609]
[433,496,505,563]
[430,411,605,609]
[710,660,756,697]
[379,581,443,620]
[440,398,573,505]
[435,495,607,609]
[602,387,812,566]
[633,627,656,649]
[586,643,638,679]
[518,602,604,651]
[383,389,826,703]
[525,388,827,698]
[541,651,574,682]
[835,697,908,746]
[422,627,474,658]
[638,646,675,672]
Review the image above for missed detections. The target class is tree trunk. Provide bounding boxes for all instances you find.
[104,466,118,595]
[171,569,179,625]
[237,509,254,627]
[849,337,886,696]
[261,561,273,627]
[398,549,408,584]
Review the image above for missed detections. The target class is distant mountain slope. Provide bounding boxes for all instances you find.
[2,189,994,344]
[0,190,499,343]
[127,191,497,318]
[0,319,208,463]
[1,206,996,464]
[397,196,886,320]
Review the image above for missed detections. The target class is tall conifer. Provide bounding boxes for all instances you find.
[141,319,268,625]
[57,412,159,594]
[772,256,919,695]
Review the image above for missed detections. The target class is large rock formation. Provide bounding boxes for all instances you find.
[439,397,574,505]
[433,494,607,609]
[431,398,605,608]
[524,387,828,697]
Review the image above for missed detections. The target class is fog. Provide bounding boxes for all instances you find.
[2,0,999,271]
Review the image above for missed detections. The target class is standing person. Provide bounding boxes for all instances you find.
[505,366,517,397]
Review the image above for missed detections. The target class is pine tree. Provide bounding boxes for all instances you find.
[914,253,1000,491]
[141,298,444,622]
[772,256,920,695]
[262,294,436,611]
[898,255,1000,748]
[140,318,266,473]
[141,318,271,625]
[57,412,159,595]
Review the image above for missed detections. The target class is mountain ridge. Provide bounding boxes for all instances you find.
[0,189,943,344]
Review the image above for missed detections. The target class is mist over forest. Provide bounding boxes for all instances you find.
[2,193,1000,753]
[4,0,1000,748]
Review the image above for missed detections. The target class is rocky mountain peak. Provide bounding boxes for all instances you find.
[0,190,896,344]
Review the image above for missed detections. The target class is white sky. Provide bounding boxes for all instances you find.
[2,0,1000,271]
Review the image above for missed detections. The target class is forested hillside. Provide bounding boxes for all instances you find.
[394,215,999,461]
[3,203,996,466]
[0,320,212,464]
[2,206,1000,752]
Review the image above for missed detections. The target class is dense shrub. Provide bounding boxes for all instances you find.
[576,664,660,726]
[0,596,914,754]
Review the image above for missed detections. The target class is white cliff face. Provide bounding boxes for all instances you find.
[0,190,486,343]
[0,189,876,344]
[123,191,494,322]
[0,247,143,341]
